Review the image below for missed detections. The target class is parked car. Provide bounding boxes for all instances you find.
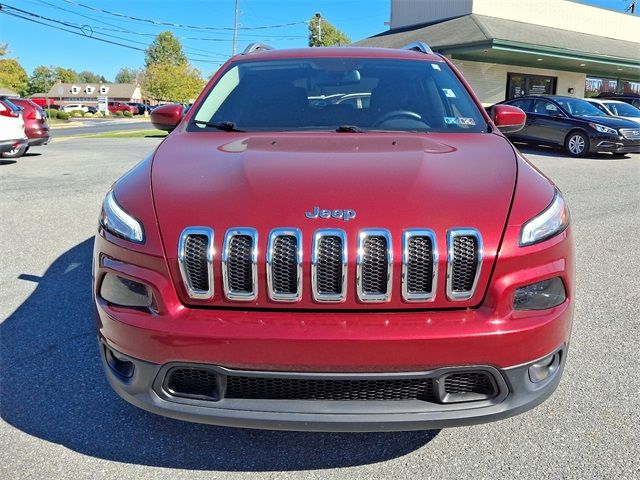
[8,98,51,152]
[108,101,135,114]
[63,103,89,113]
[0,97,28,158]
[86,106,98,114]
[29,97,57,109]
[497,95,640,156]
[595,92,640,109]
[96,43,575,431]
[586,98,640,124]
[127,102,149,115]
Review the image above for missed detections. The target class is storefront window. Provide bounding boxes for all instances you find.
[506,73,557,100]
[620,80,640,94]
[585,77,618,97]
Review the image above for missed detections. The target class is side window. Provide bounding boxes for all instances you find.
[510,99,531,112]
[533,100,560,115]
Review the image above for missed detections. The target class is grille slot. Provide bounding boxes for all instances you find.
[402,230,437,301]
[225,375,435,401]
[357,230,392,302]
[446,229,482,301]
[267,229,302,301]
[312,230,347,302]
[222,229,257,301]
[178,227,214,299]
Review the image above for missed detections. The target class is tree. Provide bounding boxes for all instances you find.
[54,66,78,83]
[145,31,187,68]
[115,67,144,84]
[0,43,8,57]
[308,15,351,47]
[143,62,204,102]
[28,66,56,94]
[78,70,107,83]
[0,58,29,96]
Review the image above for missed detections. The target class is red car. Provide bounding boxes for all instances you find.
[94,43,574,431]
[8,99,51,153]
[108,101,135,114]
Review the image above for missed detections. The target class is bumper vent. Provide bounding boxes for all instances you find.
[222,229,257,301]
[446,229,483,301]
[357,230,392,302]
[312,230,347,302]
[267,229,302,301]
[161,366,500,404]
[178,227,214,299]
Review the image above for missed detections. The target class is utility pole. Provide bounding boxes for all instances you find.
[315,12,322,45]
[232,0,239,55]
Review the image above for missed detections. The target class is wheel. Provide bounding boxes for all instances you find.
[1,144,27,158]
[565,131,589,157]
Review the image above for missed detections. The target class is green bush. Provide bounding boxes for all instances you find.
[45,109,58,119]
[114,110,124,117]
[94,111,104,117]
[84,112,94,118]
[57,111,70,120]
[70,109,85,117]
[123,110,133,117]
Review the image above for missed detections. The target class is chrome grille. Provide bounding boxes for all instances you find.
[267,229,302,301]
[357,229,392,302]
[222,228,257,301]
[312,229,347,302]
[620,128,640,140]
[402,230,437,302]
[446,229,483,301]
[178,227,214,299]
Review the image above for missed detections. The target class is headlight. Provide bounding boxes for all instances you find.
[589,123,617,135]
[99,190,144,243]
[519,190,569,246]
[514,277,566,310]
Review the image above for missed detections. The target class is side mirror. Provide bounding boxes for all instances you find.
[492,104,526,134]
[150,103,184,132]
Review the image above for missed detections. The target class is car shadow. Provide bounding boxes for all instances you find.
[0,238,438,472]
[0,159,17,165]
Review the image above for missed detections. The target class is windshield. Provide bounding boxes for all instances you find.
[604,102,640,117]
[190,58,488,133]
[554,98,607,117]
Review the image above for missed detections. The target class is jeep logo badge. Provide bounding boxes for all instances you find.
[305,206,356,221]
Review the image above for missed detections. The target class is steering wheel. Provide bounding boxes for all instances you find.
[372,110,427,128]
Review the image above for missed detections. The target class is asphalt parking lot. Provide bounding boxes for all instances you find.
[1,137,638,480]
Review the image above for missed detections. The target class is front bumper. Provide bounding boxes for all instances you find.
[100,342,567,431]
[590,134,640,153]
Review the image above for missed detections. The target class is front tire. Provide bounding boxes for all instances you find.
[565,131,589,157]
[2,145,27,158]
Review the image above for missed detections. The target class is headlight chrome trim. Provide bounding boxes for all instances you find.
[99,190,145,244]
[519,190,569,247]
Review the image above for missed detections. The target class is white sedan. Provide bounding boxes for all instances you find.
[63,103,89,113]
[586,98,640,125]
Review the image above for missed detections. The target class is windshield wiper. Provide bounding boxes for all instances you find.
[192,119,245,132]
[336,125,364,133]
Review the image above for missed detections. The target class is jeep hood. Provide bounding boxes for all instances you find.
[152,131,517,309]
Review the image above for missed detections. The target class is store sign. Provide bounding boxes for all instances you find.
[97,96,108,114]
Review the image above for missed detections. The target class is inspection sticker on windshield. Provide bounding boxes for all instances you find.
[444,116,476,126]
[442,88,456,98]
[431,64,441,71]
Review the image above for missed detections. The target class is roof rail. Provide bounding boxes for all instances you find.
[242,43,274,55]
[401,42,434,55]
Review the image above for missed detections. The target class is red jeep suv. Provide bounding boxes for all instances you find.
[94,43,574,431]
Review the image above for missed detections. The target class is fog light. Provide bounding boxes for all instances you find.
[100,273,152,308]
[528,352,561,383]
[105,346,134,378]
[514,277,566,310]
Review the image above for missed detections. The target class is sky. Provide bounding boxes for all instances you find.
[0,0,637,81]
